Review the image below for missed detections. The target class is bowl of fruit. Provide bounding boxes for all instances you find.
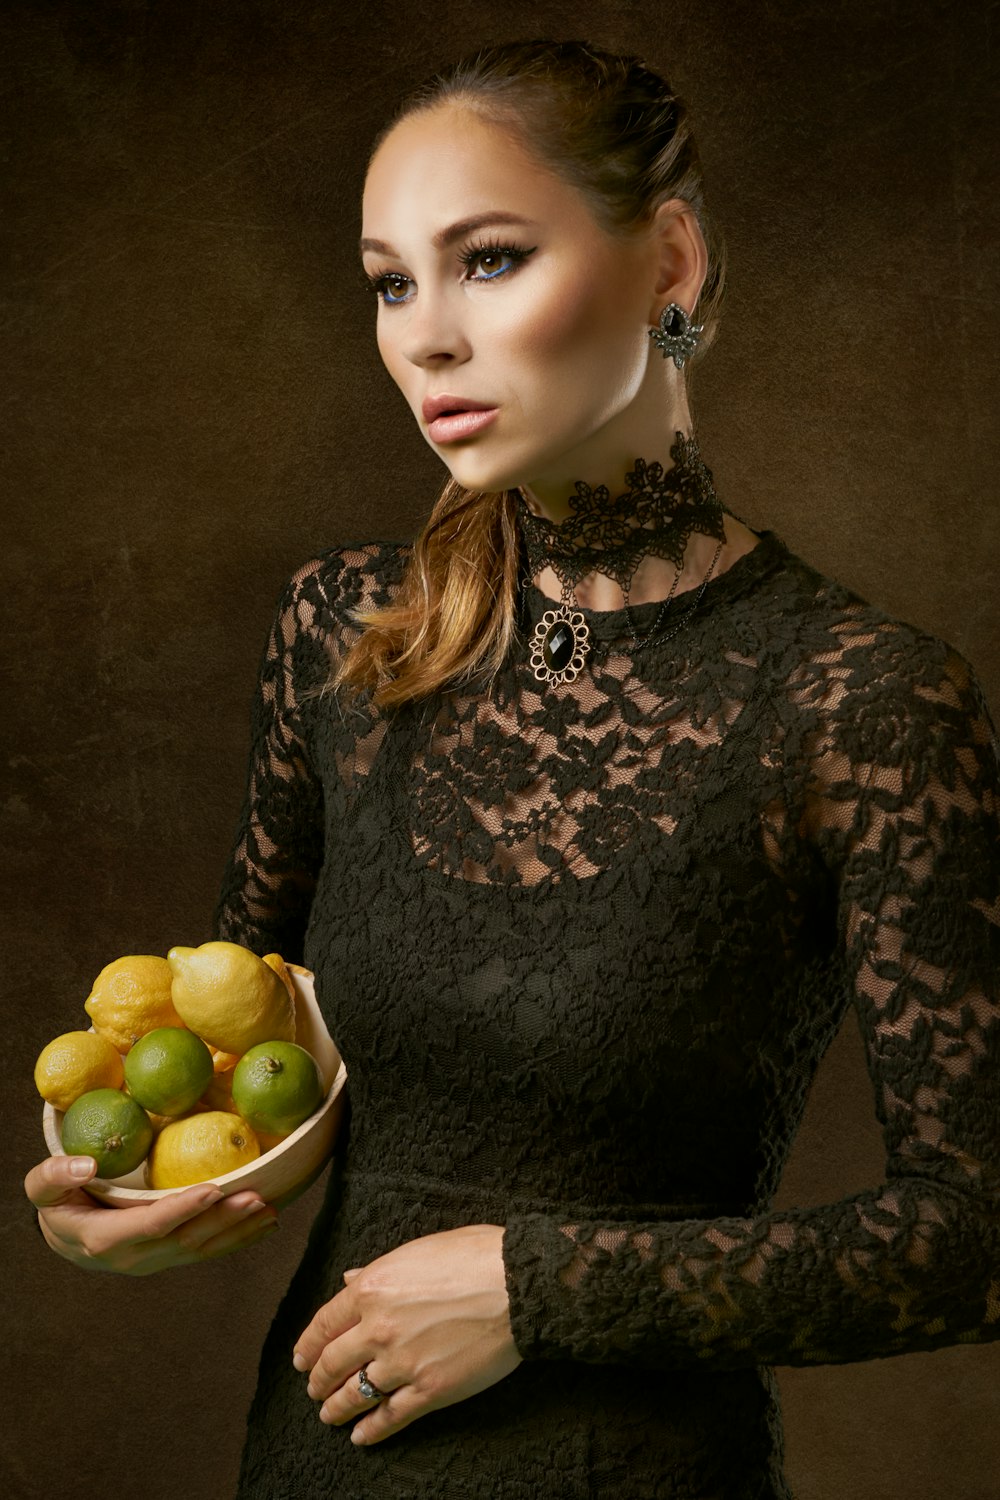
[38,943,348,1209]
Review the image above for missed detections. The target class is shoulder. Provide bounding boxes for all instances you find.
[269,540,413,638]
[759,537,996,765]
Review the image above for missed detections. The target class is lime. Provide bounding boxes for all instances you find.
[147,1111,260,1189]
[123,1027,214,1116]
[231,1041,324,1136]
[61,1087,154,1179]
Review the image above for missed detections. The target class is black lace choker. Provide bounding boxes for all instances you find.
[516,431,727,684]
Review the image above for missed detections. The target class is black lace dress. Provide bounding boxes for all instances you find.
[215,528,1000,1500]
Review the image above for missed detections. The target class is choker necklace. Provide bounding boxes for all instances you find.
[517,431,727,685]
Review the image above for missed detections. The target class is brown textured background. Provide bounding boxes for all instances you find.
[3,2,998,1497]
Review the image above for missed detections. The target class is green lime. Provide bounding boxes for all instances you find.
[231,1040,324,1136]
[61,1087,154,1179]
[123,1027,214,1116]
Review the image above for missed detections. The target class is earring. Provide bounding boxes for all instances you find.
[649,301,704,369]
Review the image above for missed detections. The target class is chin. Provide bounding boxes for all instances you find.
[442,453,521,494]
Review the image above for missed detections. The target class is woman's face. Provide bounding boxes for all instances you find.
[359,103,679,505]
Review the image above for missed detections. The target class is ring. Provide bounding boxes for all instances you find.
[357,1365,388,1402]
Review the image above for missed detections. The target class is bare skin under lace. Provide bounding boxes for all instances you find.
[216,530,1000,1499]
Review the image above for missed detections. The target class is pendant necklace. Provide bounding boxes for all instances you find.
[519,432,727,687]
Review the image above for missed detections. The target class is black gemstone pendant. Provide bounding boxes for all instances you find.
[528,605,590,685]
[543,621,575,672]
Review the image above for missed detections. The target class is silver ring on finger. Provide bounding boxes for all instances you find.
[357,1365,388,1402]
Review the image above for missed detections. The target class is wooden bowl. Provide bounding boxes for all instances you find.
[42,965,347,1209]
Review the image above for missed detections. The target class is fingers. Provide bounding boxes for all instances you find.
[24,1154,97,1208]
[27,1153,282,1272]
[348,1382,427,1446]
[191,1201,281,1261]
[306,1325,371,1402]
[120,1183,230,1244]
[80,1191,278,1273]
[169,1192,272,1253]
[315,1359,397,1428]
[293,1285,360,1373]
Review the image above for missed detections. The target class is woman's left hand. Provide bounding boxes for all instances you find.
[292,1224,523,1445]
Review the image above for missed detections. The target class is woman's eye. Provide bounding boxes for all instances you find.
[361,242,533,307]
[462,246,522,279]
[357,271,411,305]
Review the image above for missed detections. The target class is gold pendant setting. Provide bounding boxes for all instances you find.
[529,604,590,685]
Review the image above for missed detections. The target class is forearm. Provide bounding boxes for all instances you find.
[502,1177,1000,1368]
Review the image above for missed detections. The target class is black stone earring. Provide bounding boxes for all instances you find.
[649,302,704,369]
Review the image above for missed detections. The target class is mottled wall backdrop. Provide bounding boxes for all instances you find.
[4,2,998,1497]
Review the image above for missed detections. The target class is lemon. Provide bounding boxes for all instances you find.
[123,1027,214,1116]
[147,1110,260,1189]
[61,1087,154,1178]
[198,1064,240,1115]
[84,955,185,1054]
[231,1040,324,1135]
[262,952,296,1002]
[166,941,295,1055]
[34,1030,125,1111]
[208,1045,242,1074]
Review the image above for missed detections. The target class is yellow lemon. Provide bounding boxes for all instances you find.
[166,941,295,1055]
[147,1110,260,1189]
[34,1030,125,1112]
[198,1065,240,1115]
[262,952,296,1003]
[84,955,185,1054]
[208,1045,242,1074]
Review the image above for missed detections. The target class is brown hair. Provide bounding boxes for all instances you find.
[334,37,726,710]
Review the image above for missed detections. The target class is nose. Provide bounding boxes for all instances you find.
[395,284,472,370]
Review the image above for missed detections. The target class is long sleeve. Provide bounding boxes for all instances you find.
[501,636,1000,1369]
[212,559,328,962]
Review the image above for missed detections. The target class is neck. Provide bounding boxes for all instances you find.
[517,383,694,526]
[518,429,760,611]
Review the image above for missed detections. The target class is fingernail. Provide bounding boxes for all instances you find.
[351,1427,366,1445]
[69,1157,95,1178]
[201,1188,225,1206]
[241,1200,266,1215]
[292,1351,308,1371]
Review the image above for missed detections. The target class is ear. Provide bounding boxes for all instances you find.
[646,197,708,327]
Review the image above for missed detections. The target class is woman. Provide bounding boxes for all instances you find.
[26,38,1000,1500]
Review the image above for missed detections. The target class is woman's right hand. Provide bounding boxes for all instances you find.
[24,1154,279,1275]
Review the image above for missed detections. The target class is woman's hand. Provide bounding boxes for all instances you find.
[292,1224,522,1446]
[24,1153,279,1275]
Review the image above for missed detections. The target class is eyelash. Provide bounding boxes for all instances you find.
[359,238,536,306]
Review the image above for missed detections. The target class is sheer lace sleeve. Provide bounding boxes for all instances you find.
[211,558,330,962]
[501,631,1000,1368]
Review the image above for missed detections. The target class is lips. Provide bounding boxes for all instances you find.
[426,408,499,443]
[422,393,497,424]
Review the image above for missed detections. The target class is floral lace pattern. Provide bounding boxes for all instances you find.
[516,431,726,591]
[216,530,1000,1498]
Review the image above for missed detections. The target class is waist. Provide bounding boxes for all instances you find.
[339,1163,745,1222]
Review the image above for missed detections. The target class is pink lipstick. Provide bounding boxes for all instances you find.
[427,408,499,442]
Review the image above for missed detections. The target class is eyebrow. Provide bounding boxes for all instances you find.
[359,212,539,257]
